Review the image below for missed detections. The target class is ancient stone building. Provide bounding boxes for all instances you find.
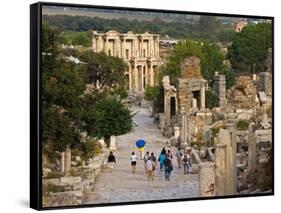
[161,57,208,146]
[92,30,162,92]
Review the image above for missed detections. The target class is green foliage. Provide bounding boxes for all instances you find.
[237,120,249,130]
[45,172,64,180]
[80,137,102,160]
[160,40,225,85]
[79,51,128,89]
[79,92,133,140]
[59,31,92,46]
[94,96,134,138]
[205,90,219,109]
[218,29,236,43]
[42,107,81,152]
[219,68,236,89]
[144,85,160,101]
[199,16,221,41]
[228,23,272,72]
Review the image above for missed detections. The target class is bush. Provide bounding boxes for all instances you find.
[237,120,249,130]
[44,183,65,193]
[144,85,160,101]
[80,137,101,160]
[45,171,64,179]
[206,90,219,109]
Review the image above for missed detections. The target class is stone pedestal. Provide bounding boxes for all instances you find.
[64,147,71,176]
[173,126,180,139]
[109,136,117,151]
[215,129,234,196]
[215,143,226,196]
[158,113,166,130]
[199,162,215,197]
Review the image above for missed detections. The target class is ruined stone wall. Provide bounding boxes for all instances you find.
[180,56,202,79]
[227,76,257,109]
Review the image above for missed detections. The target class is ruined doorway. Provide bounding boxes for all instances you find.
[170,97,176,117]
[193,90,201,109]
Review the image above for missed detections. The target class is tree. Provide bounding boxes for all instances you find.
[160,40,225,85]
[42,24,86,156]
[81,94,133,147]
[79,51,128,89]
[205,90,219,109]
[198,16,221,41]
[228,23,272,73]
[144,85,160,101]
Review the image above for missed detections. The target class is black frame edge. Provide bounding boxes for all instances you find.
[30,2,42,210]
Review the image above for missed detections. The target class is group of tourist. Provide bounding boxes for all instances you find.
[107,147,192,181]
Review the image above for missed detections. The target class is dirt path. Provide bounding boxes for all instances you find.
[84,107,199,204]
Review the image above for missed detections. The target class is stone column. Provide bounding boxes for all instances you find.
[215,143,226,196]
[104,37,108,54]
[174,126,180,139]
[64,146,71,176]
[150,64,154,86]
[180,111,188,147]
[248,122,256,173]
[60,151,65,173]
[200,81,206,110]
[109,136,117,151]
[122,38,125,58]
[164,93,171,125]
[199,162,215,197]
[141,38,144,57]
[226,123,237,195]
[128,65,132,91]
[134,64,138,91]
[141,65,144,91]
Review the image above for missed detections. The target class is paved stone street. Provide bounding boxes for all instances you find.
[84,107,199,204]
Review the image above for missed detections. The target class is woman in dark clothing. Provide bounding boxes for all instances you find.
[107,151,116,170]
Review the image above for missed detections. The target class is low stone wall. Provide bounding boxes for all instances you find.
[43,153,108,207]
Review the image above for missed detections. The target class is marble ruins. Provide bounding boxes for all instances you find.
[92,30,162,92]
[158,55,272,197]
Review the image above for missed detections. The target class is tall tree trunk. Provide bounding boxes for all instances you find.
[104,136,111,148]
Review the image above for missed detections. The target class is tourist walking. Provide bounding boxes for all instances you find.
[146,157,155,181]
[144,151,150,173]
[164,155,173,181]
[131,152,138,173]
[182,152,190,174]
[176,147,183,168]
[151,152,157,166]
[107,151,116,171]
[158,149,166,172]
[167,149,173,160]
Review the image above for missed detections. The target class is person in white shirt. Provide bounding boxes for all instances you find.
[131,152,138,173]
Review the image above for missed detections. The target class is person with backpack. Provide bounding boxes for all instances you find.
[182,152,190,174]
[146,157,155,181]
[144,151,150,173]
[158,149,166,172]
[163,154,173,181]
[150,152,157,166]
[131,152,138,173]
